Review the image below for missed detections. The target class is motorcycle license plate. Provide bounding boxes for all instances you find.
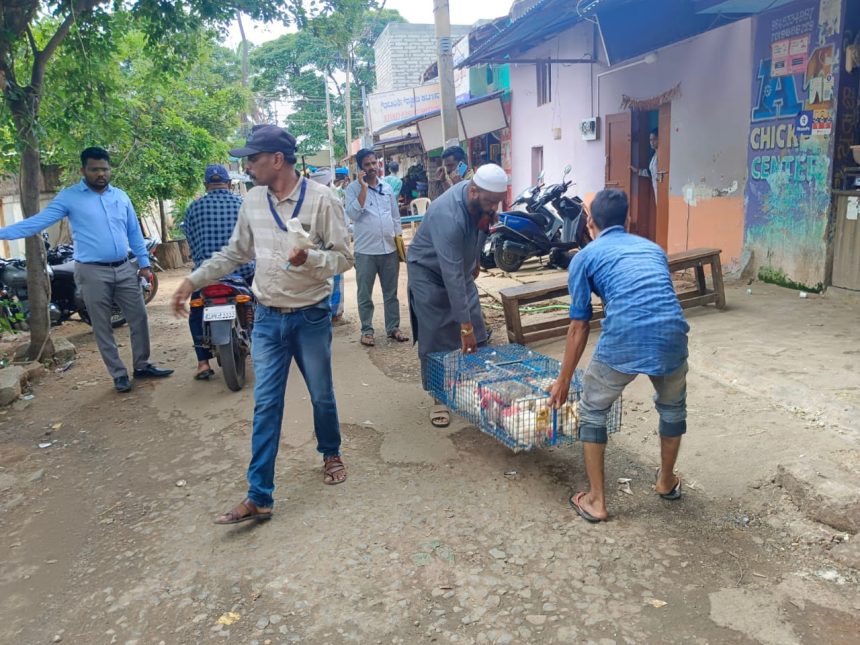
[203,305,236,322]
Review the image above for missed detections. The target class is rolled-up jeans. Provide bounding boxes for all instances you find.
[246,301,341,508]
[578,359,688,444]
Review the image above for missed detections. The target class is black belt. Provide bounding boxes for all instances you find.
[80,258,128,267]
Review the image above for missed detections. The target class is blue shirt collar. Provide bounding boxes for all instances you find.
[597,225,625,238]
[78,179,113,194]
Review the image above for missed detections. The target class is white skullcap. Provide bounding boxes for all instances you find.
[473,164,508,193]
[309,168,332,185]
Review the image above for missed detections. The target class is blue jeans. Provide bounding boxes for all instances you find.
[246,302,341,508]
[578,359,688,444]
[188,291,213,362]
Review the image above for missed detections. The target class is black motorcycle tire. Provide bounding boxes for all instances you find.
[217,329,247,392]
[144,272,158,304]
[479,248,497,270]
[494,243,525,273]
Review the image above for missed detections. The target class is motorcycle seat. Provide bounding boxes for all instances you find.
[51,260,76,275]
[519,210,553,229]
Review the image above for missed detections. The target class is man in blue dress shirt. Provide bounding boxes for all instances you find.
[0,147,173,393]
[549,189,690,523]
[182,164,254,380]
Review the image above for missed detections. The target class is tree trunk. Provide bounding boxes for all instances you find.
[12,101,54,361]
[158,198,168,242]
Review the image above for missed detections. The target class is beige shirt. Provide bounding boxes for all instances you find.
[188,179,354,309]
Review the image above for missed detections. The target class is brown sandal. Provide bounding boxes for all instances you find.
[360,334,375,347]
[388,329,410,342]
[214,498,272,525]
[323,455,347,485]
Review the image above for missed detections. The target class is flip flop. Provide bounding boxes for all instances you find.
[568,492,606,523]
[360,334,375,347]
[430,405,450,428]
[194,369,215,381]
[655,468,682,500]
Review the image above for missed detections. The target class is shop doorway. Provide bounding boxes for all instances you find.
[605,103,671,248]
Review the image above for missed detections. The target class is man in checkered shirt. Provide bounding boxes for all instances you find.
[182,164,255,380]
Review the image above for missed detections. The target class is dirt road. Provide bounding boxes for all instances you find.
[1,270,857,644]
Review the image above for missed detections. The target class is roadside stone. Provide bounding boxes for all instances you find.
[777,459,860,533]
[52,337,77,363]
[19,361,45,382]
[0,366,25,405]
[525,615,546,626]
[268,614,282,625]
[830,540,860,571]
[489,549,506,560]
[28,469,45,483]
[255,617,269,630]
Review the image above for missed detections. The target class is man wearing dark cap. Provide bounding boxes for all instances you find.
[181,164,255,380]
[172,125,354,525]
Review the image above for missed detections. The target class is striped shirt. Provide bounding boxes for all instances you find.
[567,226,689,375]
[188,179,354,308]
[182,189,255,283]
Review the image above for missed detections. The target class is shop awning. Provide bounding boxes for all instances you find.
[374,91,508,151]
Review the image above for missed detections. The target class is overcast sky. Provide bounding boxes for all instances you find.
[226,0,511,47]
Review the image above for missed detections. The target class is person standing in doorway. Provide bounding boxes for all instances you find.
[632,128,660,203]
[171,125,354,524]
[182,164,255,380]
[0,147,173,393]
[345,148,408,346]
[407,164,508,428]
[549,189,689,523]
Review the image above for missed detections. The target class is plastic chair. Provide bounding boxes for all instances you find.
[406,198,431,232]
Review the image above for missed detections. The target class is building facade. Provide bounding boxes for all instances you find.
[374,23,470,93]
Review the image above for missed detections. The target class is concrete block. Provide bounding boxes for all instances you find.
[830,540,860,571]
[0,366,25,406]
[777,458,860,534]
[52,336,76,364]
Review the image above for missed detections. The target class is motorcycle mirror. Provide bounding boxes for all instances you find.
[563,164,572,177]
[537,170,545,183]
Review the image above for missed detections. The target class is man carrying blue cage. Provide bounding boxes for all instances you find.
[549,188,690,523]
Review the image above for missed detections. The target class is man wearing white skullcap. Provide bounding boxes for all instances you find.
[406,163,508,428]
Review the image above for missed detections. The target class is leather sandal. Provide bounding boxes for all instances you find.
[214,498,272,525]
[323,455,347,485]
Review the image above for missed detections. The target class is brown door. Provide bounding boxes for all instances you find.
[630,110,655,240]
[605,112,632,202]
[655,103,671,249]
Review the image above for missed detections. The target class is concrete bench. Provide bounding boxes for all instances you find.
[499,247,726,345]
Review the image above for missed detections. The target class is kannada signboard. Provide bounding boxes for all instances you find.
[368,83,442,133]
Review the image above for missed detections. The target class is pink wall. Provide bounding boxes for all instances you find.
[508,18,754,268]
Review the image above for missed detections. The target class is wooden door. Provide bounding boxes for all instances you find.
[630,110,655,240]
[605,112,632,200]
[655,103,671,249]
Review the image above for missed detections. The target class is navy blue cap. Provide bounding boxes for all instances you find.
[229,124,297,158]
[204,164,231,184]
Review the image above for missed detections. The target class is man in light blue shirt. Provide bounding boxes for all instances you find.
[549,189,689,523]
[0,147,173,392]
[345,148,408,346]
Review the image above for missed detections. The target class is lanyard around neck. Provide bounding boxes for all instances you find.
[266,179,307,232]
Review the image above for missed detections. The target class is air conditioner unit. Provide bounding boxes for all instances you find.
[580,117,599,141]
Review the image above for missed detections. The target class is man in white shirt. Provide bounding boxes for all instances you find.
[345,148,408,346]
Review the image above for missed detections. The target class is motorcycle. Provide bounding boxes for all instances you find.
[481,165,590,273]
[191,277,255,392]
[0,236,161,329]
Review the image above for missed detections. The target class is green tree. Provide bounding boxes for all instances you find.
[0,0,288,361]
[250,4,405,160]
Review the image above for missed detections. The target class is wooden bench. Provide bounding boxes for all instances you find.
[499,247,726,345]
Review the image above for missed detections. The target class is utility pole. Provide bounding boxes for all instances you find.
[433,0,459,149]
[324,75,336,179]
[236,12,252,134]
[344,49,353,168]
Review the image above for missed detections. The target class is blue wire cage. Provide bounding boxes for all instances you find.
[427,344,622,452]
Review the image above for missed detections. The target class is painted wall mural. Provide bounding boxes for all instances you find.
[744,0,842,288]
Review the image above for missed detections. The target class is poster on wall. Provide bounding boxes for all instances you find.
[743,0,841,287]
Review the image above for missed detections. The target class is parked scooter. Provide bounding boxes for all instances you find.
[191,276,255,391]
[481,165,590,273]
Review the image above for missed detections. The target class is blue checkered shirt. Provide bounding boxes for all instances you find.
[183,189,255,283]
[567,226,689,376]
